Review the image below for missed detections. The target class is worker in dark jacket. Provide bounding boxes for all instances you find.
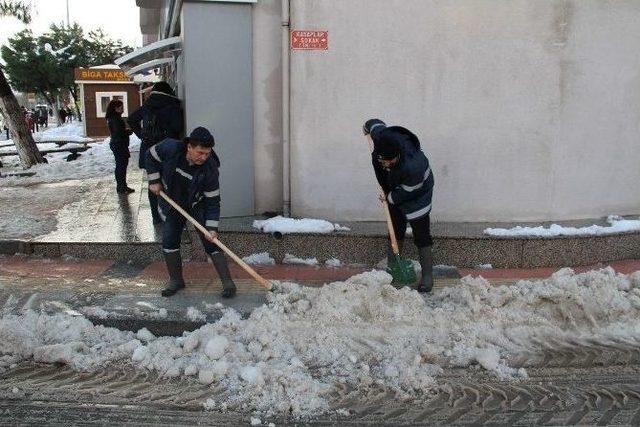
[129,81,184,224]
[363,118,435,293]
[106,99,134,194]
[146,127,237,298]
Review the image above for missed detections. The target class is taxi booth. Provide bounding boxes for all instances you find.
[74,65,142,137]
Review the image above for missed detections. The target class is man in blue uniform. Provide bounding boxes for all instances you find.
[146,127,237,298]
[363,119,435,293]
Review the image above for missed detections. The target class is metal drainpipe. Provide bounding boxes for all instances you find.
[163,0,175,38]
[282,0,291,217]
[169,0,183,37]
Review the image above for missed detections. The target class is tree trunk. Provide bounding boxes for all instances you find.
[0,69,44,168]
[68,86,81,122]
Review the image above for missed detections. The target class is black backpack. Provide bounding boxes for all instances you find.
[143,112,168,145]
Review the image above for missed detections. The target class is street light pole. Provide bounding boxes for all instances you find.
[66,0,69,26]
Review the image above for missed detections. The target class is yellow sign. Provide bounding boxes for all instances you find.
[74,68,130,82]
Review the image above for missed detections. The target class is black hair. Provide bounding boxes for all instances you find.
[105,99,124,119]
[184,137,214,149]
[151,81,175,96]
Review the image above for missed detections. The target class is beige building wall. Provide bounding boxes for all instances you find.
[250,0,640,222]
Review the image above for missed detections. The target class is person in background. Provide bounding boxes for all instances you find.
[128,81,184,225]
[59,107,68,124]
[105,99,135,194]
[25,109,34,133]
[39,107,48,128]
[31,109,40,132]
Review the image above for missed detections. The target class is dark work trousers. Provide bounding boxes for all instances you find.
[113,154,129,191]
[140,141,162,223]
[162,210,220,255]
[388,204,433,248]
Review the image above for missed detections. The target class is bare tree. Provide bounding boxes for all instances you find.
[0,0,44,167]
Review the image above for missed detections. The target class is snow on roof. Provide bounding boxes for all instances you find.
[89,64,121,69]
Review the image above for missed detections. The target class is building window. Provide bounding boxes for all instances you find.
[95,91,129,118]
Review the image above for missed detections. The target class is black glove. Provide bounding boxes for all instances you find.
[363,118,386,136]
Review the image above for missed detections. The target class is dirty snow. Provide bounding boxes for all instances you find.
[475,264,493,270]
[253,216,350,234]
[186,307,206,322]
[0,122,140,186]
[2,268,640,417]
[325,258,343,268]
[243,252,276,266]
[485,215,640,237]
[283,253,319,266]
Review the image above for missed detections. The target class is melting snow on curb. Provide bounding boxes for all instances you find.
[253,216,350,234]
[484,215,640,237]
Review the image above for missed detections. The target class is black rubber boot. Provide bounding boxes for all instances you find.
[210,252,237,298]
[161,251,185,297]
[149,190,162,224]
[416,246,434,293]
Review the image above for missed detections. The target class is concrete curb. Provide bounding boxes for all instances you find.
[2,229,640,268]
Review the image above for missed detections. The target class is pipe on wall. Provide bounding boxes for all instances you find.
[282,0,291,217]
[168,0,183,37]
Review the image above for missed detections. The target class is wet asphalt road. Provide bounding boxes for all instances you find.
[2,342,640,426]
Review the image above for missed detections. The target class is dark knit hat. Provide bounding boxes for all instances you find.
[374,132,400,160]
[185,127,215,147]
[151,81,175,96]
[363,118,386,136]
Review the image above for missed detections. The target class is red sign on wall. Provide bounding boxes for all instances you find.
[291,30,328,50]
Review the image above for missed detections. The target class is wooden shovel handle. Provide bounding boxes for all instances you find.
[366,136,400,255]
[158,191,273,291]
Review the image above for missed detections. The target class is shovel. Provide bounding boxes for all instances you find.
[365,136,417,285]
[158,191,273,291]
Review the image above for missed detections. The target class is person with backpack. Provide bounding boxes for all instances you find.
[59,108,68,124]
[106,99,135,194]
[128,81,184,225]
[146,127,237,299]
[363,118,435,293]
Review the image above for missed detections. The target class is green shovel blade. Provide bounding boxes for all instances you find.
[386,254,417,285]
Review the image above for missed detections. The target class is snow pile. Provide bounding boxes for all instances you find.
[0,123,140,187]
[0,311,138,372]
[242,252,276,266]
[325,258,342,268]
[3,268,640,416]
[475,264,493,270]
[187,307,207,322]
[253,216,350,234]
[283,253,319,266]
[485,215,640,237]
[34,122,94,143]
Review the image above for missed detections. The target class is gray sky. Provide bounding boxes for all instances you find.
[0,0,142,51]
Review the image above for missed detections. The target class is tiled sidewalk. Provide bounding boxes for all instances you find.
[2,255,638,335]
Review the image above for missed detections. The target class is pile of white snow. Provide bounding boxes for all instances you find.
[0,123,140,187]
[283,253,319,266]
[242,252,276,266]
[253,216,350,234]
[485,215,640,237]
[2,268,640,417]
[34,122,94,143]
